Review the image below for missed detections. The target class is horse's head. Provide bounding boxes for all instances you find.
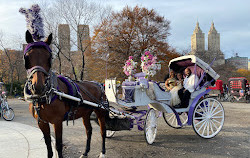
[24,30,53,96]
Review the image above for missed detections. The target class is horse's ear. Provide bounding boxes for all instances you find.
[25,30,34,43]
[44,33,52,45]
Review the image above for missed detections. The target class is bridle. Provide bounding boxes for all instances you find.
[23,41,56,104]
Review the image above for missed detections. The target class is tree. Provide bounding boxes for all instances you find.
[0,32,26,95]
[90,5,179,81]
[40,0,111,80]
[236,69,250,81]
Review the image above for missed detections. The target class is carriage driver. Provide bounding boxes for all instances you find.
[174,68,199,108]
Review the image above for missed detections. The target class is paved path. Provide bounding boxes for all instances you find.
[0,121,57,158]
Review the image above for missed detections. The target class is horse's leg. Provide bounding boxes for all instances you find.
[38,122,53,158]
[54,122,63,158]
[95,110,106,158]
[81,111,93,157]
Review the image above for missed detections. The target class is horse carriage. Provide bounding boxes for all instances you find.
[207,80,229,101]
[228,77,249,103]
[104,55,225,144]
[19,4,225,158]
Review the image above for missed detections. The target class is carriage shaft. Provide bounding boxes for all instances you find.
[53,91,135,119]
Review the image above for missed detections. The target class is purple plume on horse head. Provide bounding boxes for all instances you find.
[19,4,44,41]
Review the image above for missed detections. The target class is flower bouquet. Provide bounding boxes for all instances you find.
[123,56,138,80]
[140,51,159,78]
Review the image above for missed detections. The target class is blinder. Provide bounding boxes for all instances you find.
[24,41,53,70]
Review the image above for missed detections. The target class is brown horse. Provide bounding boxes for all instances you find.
[24,30,107,158]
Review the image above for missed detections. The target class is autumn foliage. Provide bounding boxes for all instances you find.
[236,69,250,81]
[88,6,179,82]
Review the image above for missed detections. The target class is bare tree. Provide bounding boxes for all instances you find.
[0,32,15,95]
[40,0,111,80]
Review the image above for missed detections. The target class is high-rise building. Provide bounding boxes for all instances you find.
[58,24,70,54]
[208,22,220,52]
[55,24,91,80]
[190,22,225,66]
[191,22,205,53]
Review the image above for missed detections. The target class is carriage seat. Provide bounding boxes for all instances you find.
[151,82,170,101]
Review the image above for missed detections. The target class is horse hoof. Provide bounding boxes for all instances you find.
[99,153,105,158]
[79,155,88,158]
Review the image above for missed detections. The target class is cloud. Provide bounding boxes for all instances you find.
[0,0,249,58]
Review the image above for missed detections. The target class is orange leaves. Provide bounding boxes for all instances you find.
[236,69,250,81]
[88,5,180,82]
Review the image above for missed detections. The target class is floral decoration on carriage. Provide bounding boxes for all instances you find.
[123,56,138,81]
[123,51,161,81]
[141,51,161,78]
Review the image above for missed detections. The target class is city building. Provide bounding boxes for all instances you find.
[226,53,249,70]
[55,24,91,80]
[190,22,225,66]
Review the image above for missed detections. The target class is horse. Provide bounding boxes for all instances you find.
[23,30,108,158]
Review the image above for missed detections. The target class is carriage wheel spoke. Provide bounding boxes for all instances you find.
[207,121,210,136]
[180,115,186,122]
[175,118,178,126]
[197,120,207,133]
[202,121,208,136]
[195,111,205,116]
[198,105,207,114]
[209,100,216,113]
[194,117,206,120]
[194,119,206,127]
[209,121,214,134]
[211,110,223,117]
[210,119,218,130]
[171,115,176,125]
[167,114,175,122]
[211,103,220,115]
[212,116,223,119]
[205,99,210,113]
[212,118,222,124]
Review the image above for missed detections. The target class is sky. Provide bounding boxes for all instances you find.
[0,0,249,59]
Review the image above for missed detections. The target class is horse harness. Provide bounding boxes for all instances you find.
[23,42,109,125]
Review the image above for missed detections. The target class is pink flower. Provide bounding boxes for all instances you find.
[141,55,144,61]
[148,54,153,60]
[124,70,130,76]
[145,51,150,56]
[129,56,133,60]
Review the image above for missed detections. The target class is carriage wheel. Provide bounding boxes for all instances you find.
[106,130,115,138]
[144,108,157,144]
[192,98,224,139]
[2,108,15,121]
[163,112,188,129]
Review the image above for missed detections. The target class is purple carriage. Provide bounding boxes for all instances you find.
[105,55,225,144]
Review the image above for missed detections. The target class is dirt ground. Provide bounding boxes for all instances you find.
[4,99,250,158]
